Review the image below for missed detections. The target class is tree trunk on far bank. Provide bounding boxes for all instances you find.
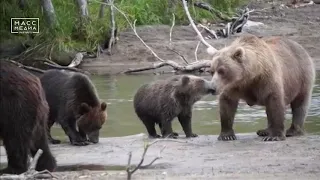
[40,0,57,28]
[76,0,89,18]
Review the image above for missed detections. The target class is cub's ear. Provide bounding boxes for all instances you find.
[101,102,107,111]
[181,76,190,86]
[79,103,90,115]
[232,47,245,63]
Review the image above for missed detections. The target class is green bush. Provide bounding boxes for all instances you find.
[0,0,247,62]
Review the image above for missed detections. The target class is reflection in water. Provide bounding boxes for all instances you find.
[51,72,320,139]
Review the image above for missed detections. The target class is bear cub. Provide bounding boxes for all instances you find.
[133,75,216,139]
[40,70,107,146]
[209,35,315,141]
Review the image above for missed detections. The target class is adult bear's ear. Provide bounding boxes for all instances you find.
[101,102,107,111]
[181,76,190,86]
[232,47,245,63]
[79,103,90,114]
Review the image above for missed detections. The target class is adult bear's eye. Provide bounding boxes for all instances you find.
[209,70,215,76]
[217,67,225,76]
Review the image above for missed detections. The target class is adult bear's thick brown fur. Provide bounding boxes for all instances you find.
[0,61,57,174]
[133,75,216,139]
[209,35,315,141]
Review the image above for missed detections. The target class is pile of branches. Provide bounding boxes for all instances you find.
[122,0,253,74]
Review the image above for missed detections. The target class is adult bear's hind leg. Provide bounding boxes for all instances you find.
[286,93,312,137]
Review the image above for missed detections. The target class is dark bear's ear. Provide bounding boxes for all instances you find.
[232,47,245,63]
[101,102,107,111]
[79,103,90,114]
[181,76,190,86]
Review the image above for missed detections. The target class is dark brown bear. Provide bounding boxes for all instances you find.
[133,75,216,138]
[209,35,315,141]
[0,61,57,174]
[40,69,107,146]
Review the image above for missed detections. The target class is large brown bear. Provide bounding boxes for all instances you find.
[209,35,315,141]
[0,61,57,174]
[133,75,216,138]
[40,70,107,146]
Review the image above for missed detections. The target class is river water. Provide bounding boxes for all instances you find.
[51,72,320,140]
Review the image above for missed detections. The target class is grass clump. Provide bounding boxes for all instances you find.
[0,0,247,64]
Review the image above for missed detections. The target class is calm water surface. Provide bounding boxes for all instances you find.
[51,72,320,140]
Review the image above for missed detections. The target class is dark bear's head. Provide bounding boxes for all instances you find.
[76,102,107,143]
[173,75,216,103]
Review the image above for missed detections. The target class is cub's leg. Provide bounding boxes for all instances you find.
[141,117,161,138]
[158,123,179,137]
[218,94,239,141]
[178,109,198,138]
[160,119,177,139]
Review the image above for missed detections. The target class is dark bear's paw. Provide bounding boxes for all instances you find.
[0,167,25,175]
[70,140,90,146]
[162,133,178,139]
[256,128,270,137]
[186,133,198,138]
[172,132,179,136]
[218,131,237,141]
[50,139,61,144]
[286,127,304,137]
[149,134,162,139]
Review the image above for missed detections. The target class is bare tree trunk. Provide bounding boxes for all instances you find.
[19,0,26,9]
[40,0,57,28]
[76,0,89,17]
[99,0,108,19]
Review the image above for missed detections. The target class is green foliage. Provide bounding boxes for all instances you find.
[0,0,247,62]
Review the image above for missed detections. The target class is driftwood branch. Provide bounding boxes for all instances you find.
[44,62,90,75]
[5,59,45,74]
[124,60,211,74]
[67,52,84,68]
[0,149,58,180]
[181,0,217,55]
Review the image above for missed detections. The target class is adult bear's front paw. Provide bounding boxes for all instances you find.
[218,130,237,141]
[262,130,286,141]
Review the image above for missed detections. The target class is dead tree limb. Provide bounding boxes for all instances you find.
[5,59,45,74]
[124,60,211,74]
[193,1,232,21]
[44,62,90,75]
[181,0,217,55]
[126,138,187,180]
[0,149,58,180]
[67,52,84,68]
[195,41,201,62]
